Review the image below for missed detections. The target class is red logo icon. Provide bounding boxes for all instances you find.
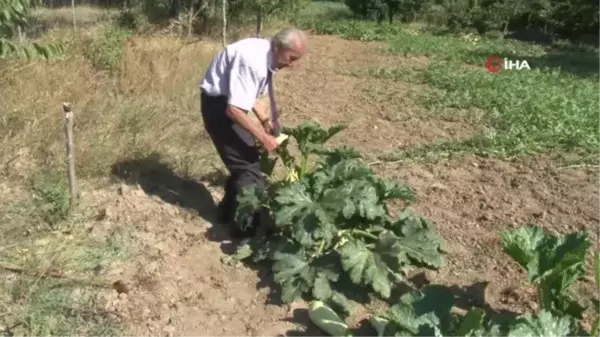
[485,56,503,73]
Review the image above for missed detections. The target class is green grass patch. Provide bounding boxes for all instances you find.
[297,13,599,79]
[1,278,122,336]
[387,33,599,79]
[365,61,599,163]
[30,169,71,227]
[388,32,545,61]
[83,25,132,73]
[294,16,408,41]
[319,17,599,163]
[0,171,134,336]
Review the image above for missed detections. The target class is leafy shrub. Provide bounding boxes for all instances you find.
[0,0,63,59]
[308,0,598,43]
[117,8,150,31]
[32,170,70,226]
[83,25,131,73]
[229,122,447,314]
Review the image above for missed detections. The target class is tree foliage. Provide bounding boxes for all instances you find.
[119,0,310,37]
[246,0,310,36]
[342,0,599,41]
[0,0,63,59]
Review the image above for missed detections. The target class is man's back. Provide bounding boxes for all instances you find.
[200,37,271,102]
[198,27,308,239]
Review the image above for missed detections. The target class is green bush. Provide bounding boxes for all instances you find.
[327,0,598,42]
[83,26,131,74]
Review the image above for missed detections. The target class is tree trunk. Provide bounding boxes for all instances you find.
[506,0,523,34]
[188,0,208,36]
[256,9,263,37]
[388,8,393,24]
[376,8,384,24]
[71,0,76,29]
[170,0,181,18]
[222,0,226,47]
[188,4,194,36]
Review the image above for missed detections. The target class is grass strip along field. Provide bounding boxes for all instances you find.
[295,16,599,164]
[0,171,132,335]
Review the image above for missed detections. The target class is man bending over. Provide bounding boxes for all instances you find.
[199,27,308,238]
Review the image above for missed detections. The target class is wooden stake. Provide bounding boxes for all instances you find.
[63,102,77,208]
[71,0,76,30]
[0,261,129,294]
[221,0,227,47]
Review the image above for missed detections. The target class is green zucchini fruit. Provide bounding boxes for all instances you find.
[308,300,349,336]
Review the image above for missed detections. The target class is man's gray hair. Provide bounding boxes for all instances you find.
[271,27,307,50]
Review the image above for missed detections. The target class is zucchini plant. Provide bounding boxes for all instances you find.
[501,225,591,320]
[307,225,600,337]
[592,251,600,337]
[231,121,447,314]
[324,286,582,337]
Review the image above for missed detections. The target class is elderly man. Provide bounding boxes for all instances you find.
[200,27,308,239]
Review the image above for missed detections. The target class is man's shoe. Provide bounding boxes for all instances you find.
[229,225,257,240]
[228,214,259,239]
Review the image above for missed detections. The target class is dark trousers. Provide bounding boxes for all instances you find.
[200,90,265,232]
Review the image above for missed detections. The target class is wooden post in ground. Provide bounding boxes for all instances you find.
[62,102,77,208]
[221,0,227,47]
[71,0,76,30]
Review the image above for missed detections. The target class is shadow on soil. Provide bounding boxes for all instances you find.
[206,234,289,312]
[400,273,520,322]
[110,152,220,224]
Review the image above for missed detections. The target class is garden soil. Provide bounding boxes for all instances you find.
[84,35,600,335]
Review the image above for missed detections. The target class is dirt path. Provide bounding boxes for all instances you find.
[87,35,599,336]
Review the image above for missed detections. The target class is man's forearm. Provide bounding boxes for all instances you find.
[252,107,269,123]
[225,105,267,142]
[252,98,269,122]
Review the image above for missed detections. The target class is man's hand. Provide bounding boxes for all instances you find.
[259,133,279,153]
[253,99,275,134]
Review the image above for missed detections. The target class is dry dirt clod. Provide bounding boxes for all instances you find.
[113,280,130,294]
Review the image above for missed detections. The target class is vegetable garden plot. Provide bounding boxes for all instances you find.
[228,121,447,313]
[224,122,599,337]
[306,225,600,337]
